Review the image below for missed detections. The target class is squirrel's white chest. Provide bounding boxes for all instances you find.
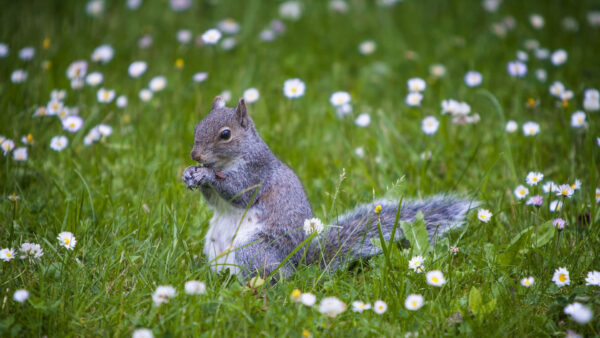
[203,197,262,274]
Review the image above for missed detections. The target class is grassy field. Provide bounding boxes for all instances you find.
[1,0,600,336]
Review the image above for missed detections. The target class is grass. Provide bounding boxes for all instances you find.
[1,0,600,336]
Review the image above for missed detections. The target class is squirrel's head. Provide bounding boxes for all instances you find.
[190,96,255,169]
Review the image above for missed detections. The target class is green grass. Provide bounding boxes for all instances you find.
[1,0,600,336]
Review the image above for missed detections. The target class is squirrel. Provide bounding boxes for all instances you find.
[182,96,477,279]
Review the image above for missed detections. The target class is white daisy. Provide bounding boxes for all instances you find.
[66,60,88,79]
[201,29,222,45]
[421,116,439,135]
[551,49,568,66]
[13,289,29,303]
[177,29,192,44]
[0,248,16,262]
[373,300,387,314]
[406,92,423,106]
[564,302,593,324]
[116,95,128,108]
[404,294,424,310]
[514,185,529,200]
[19,46,35,60]
[50,136,68,152]
[139,89,153,102]
[556,184,574,198]
[283,78,305,98]
[193,72,208,83]
[300,292,316,306]
[520,277,534,287]
[407,78,426,92]
[243,88,260,103]
[303,218,324,235]
[552,267,570,287]
[86,72,103,86]
[13,147,27,161]
[97,88,115,103]
[11,69,28,83]
[132,328,154,338]
[507,61,527,77]
[218,18,240,34]
[426,270,446,286]
[354,113,370,127]
[2,139,15,155]
[351,301,371,313]
[429,64,446,78]
[549,200,563,212]
[477,209,492,223]
[522,121,540,136]
[526,172,544,186]
[0,43,9,57]
[128,61,147,78]
[585,271,600,286]
[330,91,351,106]
[549,81,565,97]
[358,40,376,55]
[184,280,206,295]
[19,242,43,262]
[279,1,302,20]
[91,44,114,63]
[535,68,547,82]
[149,76,167,92]
[354,147,365,158]
[318,297,346,317]
[529,14,544,29]
[57,231,76,250]
[62,116,84,133]
[152,285,176,306]
[596,188,600,203]
[570,111,586,128]
[542,181,558,193]
[408,255,425,272]
[464,71,482,87]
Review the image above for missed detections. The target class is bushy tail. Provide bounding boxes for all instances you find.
[306,195,478,269]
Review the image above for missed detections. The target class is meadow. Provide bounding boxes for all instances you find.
[1,0,600,336]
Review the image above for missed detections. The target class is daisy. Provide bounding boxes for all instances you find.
[354,147,365,158]
[116,95,128,108]
[542,181,558,193]
[352,301,371,313]
[464,71,482,87]
[19,46,35,60]
[279,1,302,20]
[522,121,540,136]
[551,49,567,66]
[571,179,581,191]
[517,50,529,61]
[407,78,426,92]
[201,29,222,45]
[408,255,425,272]
[50,136,68,152]
[529,14,544,29]
[507,61,527,77]
[0,248,16,262]
[596,188,600,203]
[318,297,346,317]
[128,61,147,78]
[526,172,544,186]
[354,113,370,127]
[13,147,27,161]
[71,78,84,90]
[2,139,15,154]
[152,285,176,306]
[13,289,29,303]
[373,300,387,314]
[0,43,8,57]
[19,242,43,262]
[505,120,518,133]
[139,89,153,102]
[535,69,547,82]
[86,0,104,16]
[132,328,154,338]
[221,37,236,50]
[66,60,88,79]
[243,88,260,103]
[47,100,64,115]
[520,277,534,287]
[303,218,324,235]
[218,18,240,34]
[193,72,208,83]
[62,116,84,133]
[177,29,192,44]
[149,76,167,92]
[549,81,565,97]
[585,271,600,286]
[184,280,206,295]
[514,185,529,200]
[260,29,276,42]
[97,124,113,137]
[553,218,566,230]
[429,64,446,78]
[170,0,191,11]
[86,72,103,86]
[526,195,543,207]
[406,92,423,106]
[404,294,424,310]
[556,184,574,198]
[283,78,305,98]
[91,45,114,63]
[564,302,593,324]
[549,200,563,212]
[358,40,376,55]
[552,267,570,287]
[330,91,351,106]
[477,209,492,223]
[97,88,115,103]
[57,231,76,250]
[300,292,316,306]
[426,270,446,286]
[570,111,586,128]
[11,69,28,83]
[560,90,574,102]
[584,97,600,111]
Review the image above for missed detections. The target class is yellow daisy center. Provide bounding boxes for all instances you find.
[431,277,439,283]
[6,252,11,257]
[64,238,69,245]
[291,289,301,299]
[412,301,417,307]
[103,92,110,100]
[559,274,566,282]
[562,189,568,195]
[520,189,525,195]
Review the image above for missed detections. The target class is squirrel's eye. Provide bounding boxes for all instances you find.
[219,129,231,140]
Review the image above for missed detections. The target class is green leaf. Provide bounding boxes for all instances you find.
[482,298,497,314]
[468,287,482,314]
[532,220,555,248]
[497,226,533,265]
[400,211,430,256]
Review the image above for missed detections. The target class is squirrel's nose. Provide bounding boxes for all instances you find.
[190,150,203,162]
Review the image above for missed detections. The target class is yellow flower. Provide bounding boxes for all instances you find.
[302,329,311,338]
[291,289,301,301]
[562,100,569,108]
[43,38,51,49]
[374,205,382,214]
[175,58,184,69]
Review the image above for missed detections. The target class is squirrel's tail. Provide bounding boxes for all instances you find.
[306,195,478,269]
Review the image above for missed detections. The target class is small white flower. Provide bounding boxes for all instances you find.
[514,185,529,200]
[149,76,167,92]
[86,72,103,86]
[184,280,206,295]
[551,49,568,66]
[283,78,305,99]
[0,248,16,262]
[84,128,101,146]
[243,88,260,103]
[300,292,316,306]
[570,111,586,128]
[507,61,527,77]
[549,81,565,97]
[91,45,114,63]
[464,71,482,87]
[373,300,387,314]
[542,181,557,193]
[13,289,29,303]
[421,116,439,135]
[406,92,423,106]
[330,91,351,106]
[426,270,446,286]
[132,328,154,338]
[177,29,192,44]
[584,88,599,101]
[98,124,113,137]
[552,267,570,287]
[13,147,27,161]
[351,301,371,313]
[303,218,324,235]
[86,0,104,16]
[19,46,35,60]
[529,14,545,29]
[218,18,240,34]
[1,139,15,155]
[560,90,574,102]
[549,200,563,212]
[116,95,128,108]
[66,60,88,79]
[408,255,425,272]
[354,113,370,127]
[193,72,208,83]
[535,69,547,82]
[259,29,276,42]
[152,285,176,306]
[522,121,540,136]
[405,294,424,310]
[564,302,593,324]
[585,271,600,286]
[596,188,600,203]
[11,69,28,84]
[505,120,518,133]
[128,61,147,78]
[526,172,544,186]
[221,37,236,50]
[97,88,115,103]
[62,116,84,133]
[19,242,43,262]
[318,297,346,317]
[201,29,222,45]
[50,136,68,152]
[71,78,84,90]
[477,209,492,223]
[0,43,9,57]
[354,146,365,158]
[57,232,76,250]
[279,1,302,20]
[584,97,600,111]
[139,89,153,102]
[517,50,529,61]
[407,78,426,92]
[358,40,376,55]
[520,277,534,287]
[556,184,574,198]
[429,64,446,78]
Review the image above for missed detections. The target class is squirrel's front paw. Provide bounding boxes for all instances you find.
[182,166,212,189]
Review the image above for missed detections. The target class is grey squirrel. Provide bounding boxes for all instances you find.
[182,96,477,279]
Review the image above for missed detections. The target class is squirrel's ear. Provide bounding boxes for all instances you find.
[212,96,226,110]
[236,98,250,128]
